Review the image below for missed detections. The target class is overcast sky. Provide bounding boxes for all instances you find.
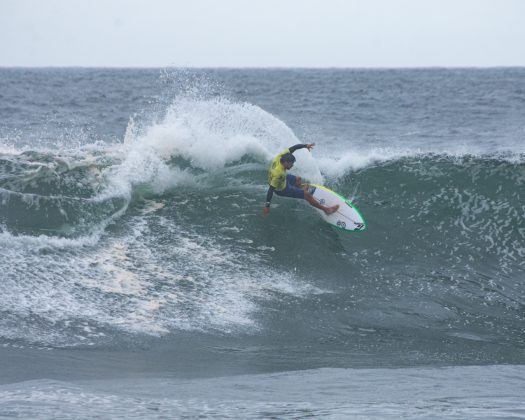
[1,0,524,67]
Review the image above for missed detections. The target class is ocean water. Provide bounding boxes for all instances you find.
[0,68,524,418]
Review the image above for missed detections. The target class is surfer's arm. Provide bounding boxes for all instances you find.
[289,143,315,153]
[263,186,275,215]
[265,186,275,206]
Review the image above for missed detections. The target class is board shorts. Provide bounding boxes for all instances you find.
[274,174,305,199]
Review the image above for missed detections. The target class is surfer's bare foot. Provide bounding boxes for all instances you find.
[324,204,339,215]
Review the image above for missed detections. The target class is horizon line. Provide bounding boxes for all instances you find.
[1,65,525,70]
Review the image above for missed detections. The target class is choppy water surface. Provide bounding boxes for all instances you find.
[1,68,524,418]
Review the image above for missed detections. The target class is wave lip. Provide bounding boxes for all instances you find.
[319,147,525,179]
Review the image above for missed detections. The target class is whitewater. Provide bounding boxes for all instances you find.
[0,68,524,418]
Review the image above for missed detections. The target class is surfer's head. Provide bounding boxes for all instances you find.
[280,153,296,169]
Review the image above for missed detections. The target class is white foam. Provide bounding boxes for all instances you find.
[126,97,325,179]
[0,228,102,250]
[90,96,319,207]
[136,98,285,166]
[317,146,525,179]
[318,148,418,178]
[0,204,320,346]
[0,143,23,155]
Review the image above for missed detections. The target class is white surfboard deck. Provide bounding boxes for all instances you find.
[310,184,366,232]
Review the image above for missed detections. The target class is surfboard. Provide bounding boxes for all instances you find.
[310,184,366,232]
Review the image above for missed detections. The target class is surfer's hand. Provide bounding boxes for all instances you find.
[263,207,270,216]
[306,143,315,151]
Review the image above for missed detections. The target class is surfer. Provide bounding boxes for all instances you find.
[263,143,339,216]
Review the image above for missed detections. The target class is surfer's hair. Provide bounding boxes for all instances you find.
[280,153,296,163]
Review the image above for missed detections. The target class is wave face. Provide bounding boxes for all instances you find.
[0,68,524,372]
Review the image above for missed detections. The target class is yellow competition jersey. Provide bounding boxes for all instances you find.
[267,148,290,191]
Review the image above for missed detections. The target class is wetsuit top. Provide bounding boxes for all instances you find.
[267,148,290,191]
[265,144,308,207]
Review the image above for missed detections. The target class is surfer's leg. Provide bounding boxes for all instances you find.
[279,182,338,214]
[304,191,339,215]
[286,174,298,187]
[286,173,311,189]
[276,181,304,200]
